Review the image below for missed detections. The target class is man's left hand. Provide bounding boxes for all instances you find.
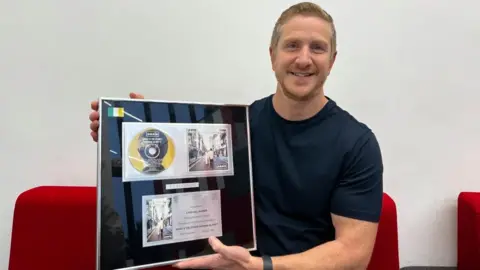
[173,237,262,270]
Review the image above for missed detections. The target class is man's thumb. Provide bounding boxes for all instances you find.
[209,237,248,263]
[129,92,144,99]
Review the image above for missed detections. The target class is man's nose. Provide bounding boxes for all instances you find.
[295,48,312,68]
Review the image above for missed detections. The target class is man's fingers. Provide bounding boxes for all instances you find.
[209,237,238,262]
[91,100,98,110]
[173,254,224,269]
[209,237,250,264]
[209,237,227,254]
[129,92,144,99]
[91,131,98,142]
[89,111,99,122]
[90,120,99,132]
[173,237,248,269]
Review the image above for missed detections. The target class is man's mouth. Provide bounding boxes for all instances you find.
[289,72,314,77]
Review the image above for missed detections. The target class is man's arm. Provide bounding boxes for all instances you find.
[267,131,384,270]
[270,215,378,270]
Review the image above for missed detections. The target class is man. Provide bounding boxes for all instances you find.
[205,148,214,168]
[89,2,383,269]
[159,218,164,240]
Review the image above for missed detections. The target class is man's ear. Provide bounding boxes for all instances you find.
[329,50,337,70]
[269,46,275,71]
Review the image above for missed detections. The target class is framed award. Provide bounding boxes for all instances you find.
[96,98,256,270]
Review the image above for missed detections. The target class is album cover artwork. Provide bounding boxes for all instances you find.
[122,123,234,182]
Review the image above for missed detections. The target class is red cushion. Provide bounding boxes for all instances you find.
[8,186,173,270]
[367,193,400,270]
[457,192,480,270]
[9,186,399,270]
[8,186,97,270]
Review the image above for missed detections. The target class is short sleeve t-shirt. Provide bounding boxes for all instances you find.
[248,94,383,256]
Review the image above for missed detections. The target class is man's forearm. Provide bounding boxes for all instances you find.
[269,240,370,270]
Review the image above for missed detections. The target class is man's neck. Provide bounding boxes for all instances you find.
[272,88,329,122]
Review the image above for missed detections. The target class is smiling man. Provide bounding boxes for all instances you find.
[89,2,384,270]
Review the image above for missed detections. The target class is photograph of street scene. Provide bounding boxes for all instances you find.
[145,196,173,246]
[187,125,231,173]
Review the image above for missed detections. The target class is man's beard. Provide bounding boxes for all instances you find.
[280,81,323,102]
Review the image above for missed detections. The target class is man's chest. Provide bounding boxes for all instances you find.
[250,125,344,215]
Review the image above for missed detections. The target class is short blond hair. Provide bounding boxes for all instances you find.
[270,2,337,54]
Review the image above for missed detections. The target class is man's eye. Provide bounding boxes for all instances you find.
[311,45,325,52]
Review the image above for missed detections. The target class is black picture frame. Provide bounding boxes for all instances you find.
[96,98,256,270]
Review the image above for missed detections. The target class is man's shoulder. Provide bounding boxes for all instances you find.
[248,94,272,123]
[248,94,271,112]
[328,100,379,151]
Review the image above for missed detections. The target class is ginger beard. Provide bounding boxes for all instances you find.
[275,66,327,102]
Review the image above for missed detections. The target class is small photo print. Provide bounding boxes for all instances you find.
[142,190,223,247]
[145,197,173,244]
[187,127,230,173]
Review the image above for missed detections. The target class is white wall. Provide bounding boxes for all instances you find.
[1,0,479,268]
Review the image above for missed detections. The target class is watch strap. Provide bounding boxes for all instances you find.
[262,255,273,270]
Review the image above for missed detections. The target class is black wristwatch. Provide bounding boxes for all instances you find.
[262,255,273,270]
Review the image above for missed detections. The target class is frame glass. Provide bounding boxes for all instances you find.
[96,98,256,270]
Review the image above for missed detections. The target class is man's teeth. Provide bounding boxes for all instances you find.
[291,72,312,77]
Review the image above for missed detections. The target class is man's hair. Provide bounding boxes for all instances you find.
[270,2,337,55]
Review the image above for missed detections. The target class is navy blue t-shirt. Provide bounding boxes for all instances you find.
[248,94,383,257]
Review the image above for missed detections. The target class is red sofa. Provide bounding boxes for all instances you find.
[8,186,399,270]
[368,192,400,270]
[457,192,480,269]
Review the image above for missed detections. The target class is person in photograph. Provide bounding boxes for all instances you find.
[204,149,209,165]
[203,148,215,169]
[88,2,383,269]
[207,148,214,169]
[158,218,164,240]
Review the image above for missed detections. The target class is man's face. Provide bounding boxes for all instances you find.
[270,15,336,101]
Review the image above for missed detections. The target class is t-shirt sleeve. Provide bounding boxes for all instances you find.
[330,131,384,223]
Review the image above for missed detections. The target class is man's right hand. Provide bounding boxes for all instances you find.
[89,92,144,142]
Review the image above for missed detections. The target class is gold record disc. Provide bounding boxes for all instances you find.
[128,128,175,174]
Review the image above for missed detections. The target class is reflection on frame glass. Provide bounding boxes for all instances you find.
[97,98,255,270]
